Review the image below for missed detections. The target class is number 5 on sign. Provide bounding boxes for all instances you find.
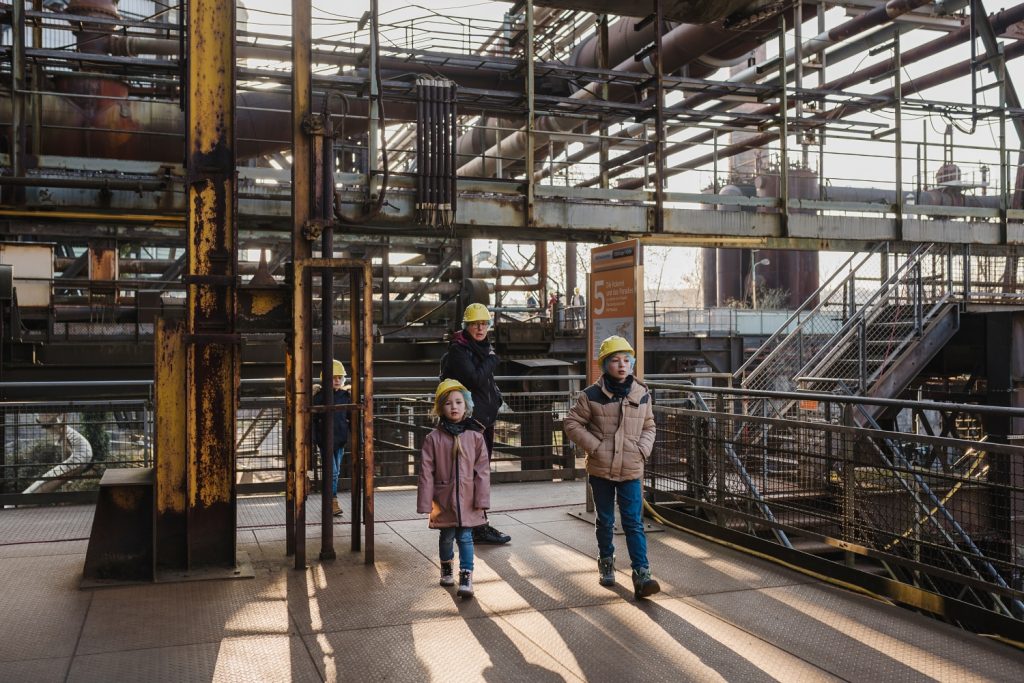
[592,280,605,315]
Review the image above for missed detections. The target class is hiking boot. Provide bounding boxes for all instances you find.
[457,570,474,599]
[632,567,661,600]
[597,555,616,587]
[473,524,511,545]
[331,497,343,517]
[439,561,455,587]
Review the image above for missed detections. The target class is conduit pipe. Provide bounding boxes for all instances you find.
[456,7,803,178]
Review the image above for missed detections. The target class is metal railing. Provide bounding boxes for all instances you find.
[647,381,1024,626]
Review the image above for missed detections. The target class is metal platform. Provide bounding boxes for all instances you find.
[1,481,1021,682]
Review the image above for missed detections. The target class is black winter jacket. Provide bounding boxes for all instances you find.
[312,387,351,453]
[441,330,502,428]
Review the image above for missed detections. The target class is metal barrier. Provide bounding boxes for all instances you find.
[647,380,1024,631]
[0,375,588,503]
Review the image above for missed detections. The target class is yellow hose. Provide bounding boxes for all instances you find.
[641,499,1024,650]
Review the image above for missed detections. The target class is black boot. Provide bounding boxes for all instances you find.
[457,570,474,599]
[473,524,511,545]
[597,556,616,587]
[632,567,661,600]
[439,561,455,587]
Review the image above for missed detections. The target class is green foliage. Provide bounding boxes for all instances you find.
[81,412,110,463]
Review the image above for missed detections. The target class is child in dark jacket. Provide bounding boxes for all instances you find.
[417,379,491,599]
[312,359,351,517]
[564,335,660,600]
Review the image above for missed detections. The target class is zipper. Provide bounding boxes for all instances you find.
[453,433,463,528]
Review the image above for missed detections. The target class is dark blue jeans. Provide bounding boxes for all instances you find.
[438,527,475,571]
[589,475,649,571]
[330,447,347,498]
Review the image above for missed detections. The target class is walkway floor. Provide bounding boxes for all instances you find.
[1,481,1021,682]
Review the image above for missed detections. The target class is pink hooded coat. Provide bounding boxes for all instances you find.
[416,427,491,528]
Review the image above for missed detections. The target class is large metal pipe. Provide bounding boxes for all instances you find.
[577,1,979,189]
[456,4,824,177]
[619,6,1024,190]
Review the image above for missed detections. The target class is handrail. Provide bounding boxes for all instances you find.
[658,380,792,549]
[734,246,879,381]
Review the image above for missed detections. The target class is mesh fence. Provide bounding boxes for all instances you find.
[648,382,1024,620]
[1,401,152,496]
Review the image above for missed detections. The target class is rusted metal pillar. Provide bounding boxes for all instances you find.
[154,318,187,570]
[185,0,238,568]
[315,106,336,561]
[289,0,313,568]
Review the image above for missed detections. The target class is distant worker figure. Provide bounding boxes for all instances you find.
[313,359,352,517]
[564,335,661,600]
[547,291,561,327]
[24,414,93,494]
[570,287,586,329]
[440,303,511,544]
[417,379,491,599]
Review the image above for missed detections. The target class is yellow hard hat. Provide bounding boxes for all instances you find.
[434,378,473,416]
[597,335,635,364]
[462,303,492,324]
[332,359,346,377]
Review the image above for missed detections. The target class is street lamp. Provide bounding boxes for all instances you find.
[751,258,770,309]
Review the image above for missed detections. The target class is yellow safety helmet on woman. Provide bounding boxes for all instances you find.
[597,335,635,364]
[434,378,474,417]
[462,303,492,324]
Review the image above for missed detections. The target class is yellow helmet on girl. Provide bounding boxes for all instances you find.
[434,378,474,417]
[462,303,492,324]
[597,335,635,364]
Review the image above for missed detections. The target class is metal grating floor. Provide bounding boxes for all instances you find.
[1,480,1021,682]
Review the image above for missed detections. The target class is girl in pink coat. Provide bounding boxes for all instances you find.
[417,379,491,599]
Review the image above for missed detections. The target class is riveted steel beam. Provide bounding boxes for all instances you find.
[185,0,238,568]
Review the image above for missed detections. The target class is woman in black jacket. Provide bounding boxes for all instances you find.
[440,303,511,544]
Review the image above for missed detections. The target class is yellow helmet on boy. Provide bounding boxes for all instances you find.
[332,359,346,377]
[462,303,492,324]
[598,335,635,364]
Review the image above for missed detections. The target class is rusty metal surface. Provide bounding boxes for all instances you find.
[289,0,313,570]
[185,0,239,569]
[154,318,187,570]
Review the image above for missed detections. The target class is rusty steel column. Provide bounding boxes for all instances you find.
[184,0,238,568]
[154,318,187,570]
[288,0,313,568]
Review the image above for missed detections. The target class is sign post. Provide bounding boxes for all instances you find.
[587,239,644,383]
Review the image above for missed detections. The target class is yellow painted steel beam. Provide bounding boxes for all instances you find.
[185,0,238,568]
[154,318,187,569]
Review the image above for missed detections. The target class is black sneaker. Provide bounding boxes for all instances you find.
[473,524,511,545]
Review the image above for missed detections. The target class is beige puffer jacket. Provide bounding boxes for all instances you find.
[416,427,490,529]
[564,377,655,482]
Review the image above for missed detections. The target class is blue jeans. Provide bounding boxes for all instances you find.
[590,476,649,571]
[438,527,475,572]
[330,447,347,498]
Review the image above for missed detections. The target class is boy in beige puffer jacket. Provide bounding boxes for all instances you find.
[564,335,660,599]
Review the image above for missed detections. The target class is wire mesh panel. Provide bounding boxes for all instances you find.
[647,382,1024,623]
[1,401,152,498]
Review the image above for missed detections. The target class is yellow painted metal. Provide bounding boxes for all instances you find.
[184,0,237,567]
[155,318,186,517]
[189,0,233,157]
